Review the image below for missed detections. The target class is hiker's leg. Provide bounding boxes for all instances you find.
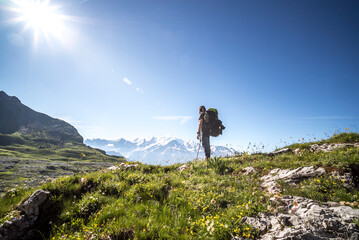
[206,136,211,159]
[202,136,211,159]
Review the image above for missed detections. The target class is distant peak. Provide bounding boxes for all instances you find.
[0,91,83,143]
[0,90,9,98]
[0,90,21,104]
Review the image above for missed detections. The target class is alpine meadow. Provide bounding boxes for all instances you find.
[1,0,359,239]
[1,129,359,239]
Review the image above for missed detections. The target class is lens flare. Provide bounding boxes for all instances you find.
[3,0,76,46]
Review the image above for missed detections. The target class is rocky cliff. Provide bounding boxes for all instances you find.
[0,91,83,144]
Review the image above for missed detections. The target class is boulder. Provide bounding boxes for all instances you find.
[242,166,257,175]
[0,189,50,240]
[268,148,291,157]
[18,189,49,218]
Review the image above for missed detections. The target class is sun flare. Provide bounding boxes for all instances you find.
[6,0,72,44]
[21,2,63,31]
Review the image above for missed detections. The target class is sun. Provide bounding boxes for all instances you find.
[20,1,63,33]
[5,0,71,44]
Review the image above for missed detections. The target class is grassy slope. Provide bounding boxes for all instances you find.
[281,132,359,150]
[0,132,123,162]
[0,132,125,193]
[0,133,358,240]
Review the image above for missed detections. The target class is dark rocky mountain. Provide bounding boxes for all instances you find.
[0,91,83,144]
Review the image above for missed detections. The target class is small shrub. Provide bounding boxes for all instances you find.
[125,172,148,185]
[98,181,127,196]
[207,157,227,175]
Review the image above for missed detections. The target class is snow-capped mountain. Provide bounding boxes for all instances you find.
[85,136,237,164]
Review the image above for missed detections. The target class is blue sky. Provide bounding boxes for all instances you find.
[1,0,358,151]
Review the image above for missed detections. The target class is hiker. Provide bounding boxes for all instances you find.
[197,105,211,159]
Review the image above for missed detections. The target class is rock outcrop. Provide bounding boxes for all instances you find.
[178,164,190,173]
[268,148,291,157]
[0,189,50,240]
[261,166,327,194]
[270,143,359,157]
[242,166,257,175]
[309,143,359,153]
[107,162,138,171]
[243,195,359,239]
[257,165,359,239]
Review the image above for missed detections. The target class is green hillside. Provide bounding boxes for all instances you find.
[1,133,358,239]
[0,91,83,144]
[0,131,122,162]
[0,132,124,193]
[0,91,125,193]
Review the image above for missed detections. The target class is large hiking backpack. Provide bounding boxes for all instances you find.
[204,108,225,137]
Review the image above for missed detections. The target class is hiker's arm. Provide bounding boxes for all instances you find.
[197,119,203,140]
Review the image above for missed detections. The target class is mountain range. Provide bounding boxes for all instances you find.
[85,136,237,164]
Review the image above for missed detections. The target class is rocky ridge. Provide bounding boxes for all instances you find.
[241,195,359,240]
[236,152,359,239]
[0,91,83,144]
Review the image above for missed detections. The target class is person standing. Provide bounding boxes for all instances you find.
[197,105,211,159]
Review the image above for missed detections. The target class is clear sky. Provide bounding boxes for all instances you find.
[1,0,358,152]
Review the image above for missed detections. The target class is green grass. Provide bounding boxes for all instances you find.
[0,133,25,146]
[0,171,13,180]
[0,143,122,162]
[1,161,271,239]
[284,132,359,150]
[279,176,359,205]
[0,131,125,194]
[0,132,124,163]
[0,187,33,222]
[0,132,358,239]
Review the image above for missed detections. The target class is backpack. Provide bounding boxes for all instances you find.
[204,108,225,137]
